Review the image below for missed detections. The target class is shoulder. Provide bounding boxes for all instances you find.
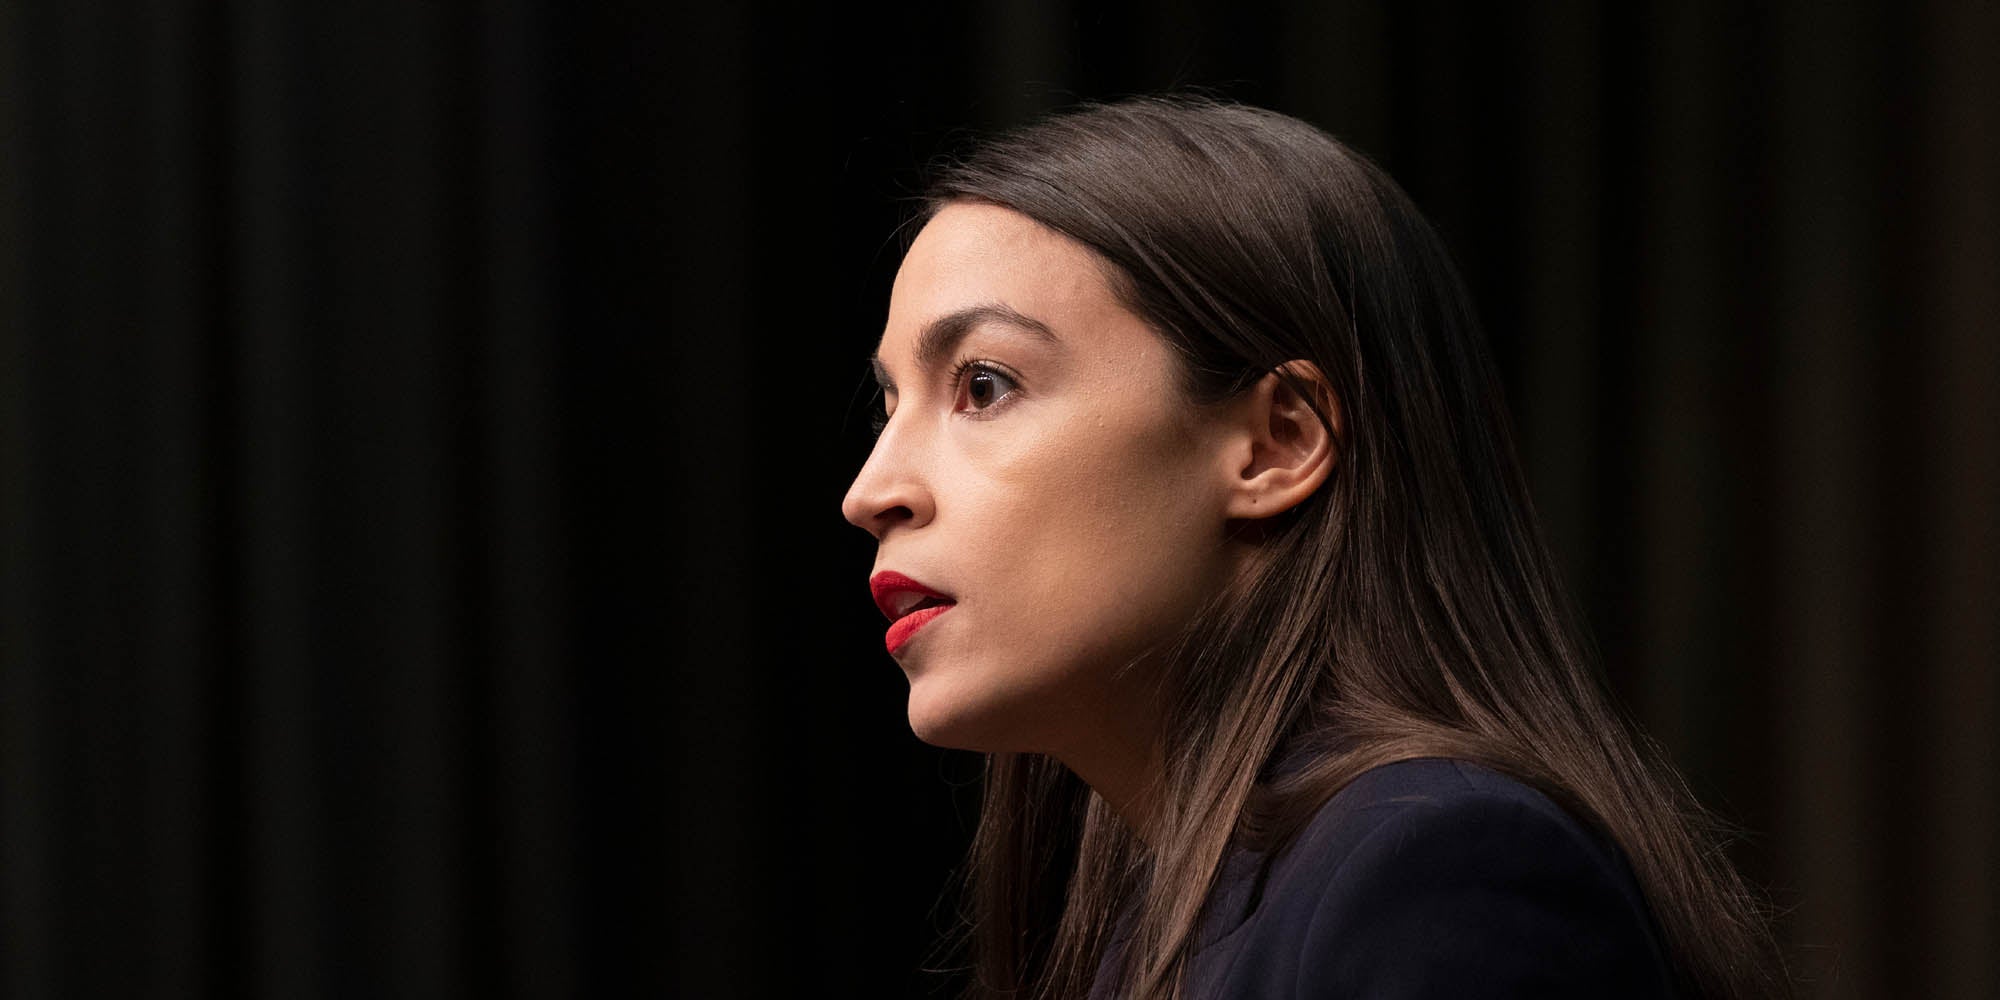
[1262,757,1680,998]
[1282,756,1624,891]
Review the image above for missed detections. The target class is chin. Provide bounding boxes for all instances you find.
[904,673,1024,752]
[905,690,986,750]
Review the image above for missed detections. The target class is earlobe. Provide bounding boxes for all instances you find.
[1222,360,1340,521]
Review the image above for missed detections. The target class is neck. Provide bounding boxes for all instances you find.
[1052,697,1169,847]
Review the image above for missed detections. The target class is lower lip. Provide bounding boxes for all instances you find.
[885,603,955,654]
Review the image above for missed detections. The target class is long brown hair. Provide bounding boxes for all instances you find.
[898,94,1789,999]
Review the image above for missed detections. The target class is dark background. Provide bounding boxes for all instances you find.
[3,2,1995,998]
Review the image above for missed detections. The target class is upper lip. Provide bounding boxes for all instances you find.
[870,570,956,621]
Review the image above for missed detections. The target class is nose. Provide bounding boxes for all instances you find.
[841,432,934,540]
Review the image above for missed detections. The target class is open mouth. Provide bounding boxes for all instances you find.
[902,595,952,617]
[871,571,955,620]
[869,570,959,654]
[884,600,955,654]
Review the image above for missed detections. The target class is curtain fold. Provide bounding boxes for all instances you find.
[1,2,1992,997]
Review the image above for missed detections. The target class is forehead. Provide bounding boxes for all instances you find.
[878,203,1140,368]
[894,202,1102,302]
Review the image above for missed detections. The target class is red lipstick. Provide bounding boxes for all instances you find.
[870,570,957,655]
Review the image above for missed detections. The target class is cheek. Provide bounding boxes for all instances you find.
[955,407,1221,670]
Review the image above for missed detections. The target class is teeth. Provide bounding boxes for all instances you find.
[892,592,948,618]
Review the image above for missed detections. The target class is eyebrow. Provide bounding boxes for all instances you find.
[868,303,1060,392]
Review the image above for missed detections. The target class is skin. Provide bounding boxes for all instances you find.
[842,202,1337,843]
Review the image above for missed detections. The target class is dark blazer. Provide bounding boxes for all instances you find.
[1088,757,1680,998]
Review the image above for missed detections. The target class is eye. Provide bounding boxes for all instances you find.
[866,391,890,438]
[952,359,1019,415]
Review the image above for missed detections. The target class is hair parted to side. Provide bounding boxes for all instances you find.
[901,93,1789,1000]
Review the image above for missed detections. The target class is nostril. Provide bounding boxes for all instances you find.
[846,488,929,536]
[861,503,915,533]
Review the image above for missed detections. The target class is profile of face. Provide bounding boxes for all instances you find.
[842,201,1333,769]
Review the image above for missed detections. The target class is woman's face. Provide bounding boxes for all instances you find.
[842,201,1244,758]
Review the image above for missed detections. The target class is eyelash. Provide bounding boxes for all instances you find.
[869,358,1018,436]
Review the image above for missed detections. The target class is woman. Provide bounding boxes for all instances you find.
[841,95,1788,999]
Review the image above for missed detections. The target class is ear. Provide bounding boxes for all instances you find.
[1218,360,1341,521]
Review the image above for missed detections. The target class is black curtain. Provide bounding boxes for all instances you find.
[3,2,1994,998]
